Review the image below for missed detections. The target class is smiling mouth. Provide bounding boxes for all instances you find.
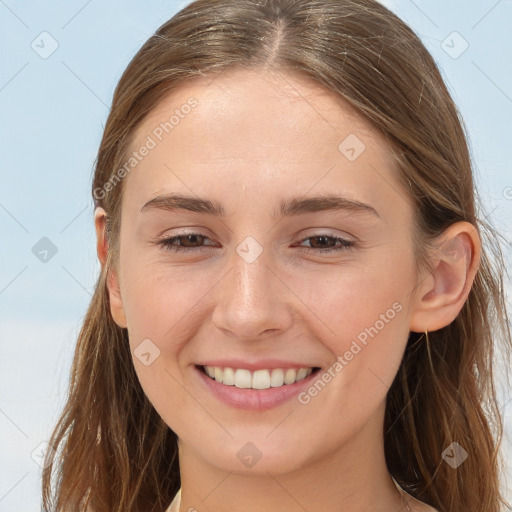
[196,364,322,390]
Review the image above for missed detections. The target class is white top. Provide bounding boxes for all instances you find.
[164,484,439,512]
[392,478,439,512]
[166,488,181,512]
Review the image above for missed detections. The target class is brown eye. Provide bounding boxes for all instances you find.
[297,234,354,254]
[158,233,216,252]
[156,233,354,255]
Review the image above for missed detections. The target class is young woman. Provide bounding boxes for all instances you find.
[42,1,511,511]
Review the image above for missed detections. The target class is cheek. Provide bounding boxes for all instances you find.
[120,254,211,344]
[119,263,209,425]
[287,254,413,407]
[291,255,413,346]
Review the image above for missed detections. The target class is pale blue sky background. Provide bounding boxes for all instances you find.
[0,0,511,510]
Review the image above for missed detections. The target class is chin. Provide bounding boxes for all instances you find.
[193,434,316,475]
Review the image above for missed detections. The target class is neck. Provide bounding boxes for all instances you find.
[176,402,404,512]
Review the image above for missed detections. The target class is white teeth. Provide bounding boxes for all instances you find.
[234,368,252,388]
[270,369,284,387]
[296,368,309,381]
[222,367,235,385]
[203,366,314,389]
[252,369,270,390]
[284,368,296,385]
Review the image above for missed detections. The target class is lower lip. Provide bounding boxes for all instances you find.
[194,365,321,411]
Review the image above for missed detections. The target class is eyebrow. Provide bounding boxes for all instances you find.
[140,193,381,219]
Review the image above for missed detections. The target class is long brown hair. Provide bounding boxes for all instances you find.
[42,1,512,510]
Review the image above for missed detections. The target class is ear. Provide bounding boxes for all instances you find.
[94,207,127,329]
[409,221,481,333]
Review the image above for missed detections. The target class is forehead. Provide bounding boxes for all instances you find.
[132,67,384,157]
[124,68,410,215]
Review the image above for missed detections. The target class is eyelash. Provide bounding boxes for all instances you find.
[156,232,355,254]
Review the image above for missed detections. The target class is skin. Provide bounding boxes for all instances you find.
[94,68,480,512]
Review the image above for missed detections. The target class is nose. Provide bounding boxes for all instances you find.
[211,244,294,340]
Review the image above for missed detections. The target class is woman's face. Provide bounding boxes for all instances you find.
[109,68,425,474]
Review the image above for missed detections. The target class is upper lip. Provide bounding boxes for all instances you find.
[196,359,320,372]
